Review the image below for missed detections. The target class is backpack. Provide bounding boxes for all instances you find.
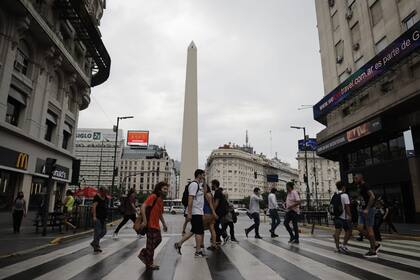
[329,192,344,217]
[181,181,199,207]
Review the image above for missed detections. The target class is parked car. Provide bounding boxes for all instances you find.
[163,206,171,213]
[234,208,249,215]
[170,205,185,215]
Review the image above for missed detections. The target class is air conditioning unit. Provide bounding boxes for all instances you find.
[329,0,335,7]
[346,9,353,20]
[352,43,360,51]
[336,56,343,64]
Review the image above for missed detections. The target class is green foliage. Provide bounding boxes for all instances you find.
[241,196,250,208]
[276,189,287,202]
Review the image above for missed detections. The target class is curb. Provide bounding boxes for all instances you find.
[302,224,420,241]
[0,219,122,259]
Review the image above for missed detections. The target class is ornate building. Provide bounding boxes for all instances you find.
[0,0,110,212]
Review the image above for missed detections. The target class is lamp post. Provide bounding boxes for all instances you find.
[312,150,319,210]
[98,138,110,188]
[111,116,133,199]
[291,126,310,209]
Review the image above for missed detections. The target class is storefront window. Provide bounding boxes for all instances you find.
[389,136,405,160]
[356,147,372,167]
[372,142,389,164]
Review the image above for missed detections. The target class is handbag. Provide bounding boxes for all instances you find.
[133,195,158,235]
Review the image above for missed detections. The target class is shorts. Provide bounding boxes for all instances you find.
[191,215,204,235]
[334,218,351,231]
[203,214,215,230]
[358,208,376,228]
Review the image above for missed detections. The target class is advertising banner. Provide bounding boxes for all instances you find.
[127,131,149,147]
[313,20,420,124]
[35,159,70,180]
[0,146,29,170]
[76,131,102,141]
[298,138,317,151]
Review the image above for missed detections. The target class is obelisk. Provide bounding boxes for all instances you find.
[179,41,198,197]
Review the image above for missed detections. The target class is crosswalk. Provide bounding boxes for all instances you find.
[1,231,420,280]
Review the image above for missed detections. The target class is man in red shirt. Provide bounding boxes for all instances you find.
[138,182,168,270]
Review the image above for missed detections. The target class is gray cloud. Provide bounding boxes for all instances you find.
[78,0,326,168]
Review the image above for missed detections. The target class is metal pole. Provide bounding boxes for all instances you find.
[98,140,104,188]
[313,150,318,210]
[111,117,119,199]
[303,127,310,210]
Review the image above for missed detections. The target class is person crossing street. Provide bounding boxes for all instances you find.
[284,182,301,244]
[245,187,263,239]
[268,188,280,238]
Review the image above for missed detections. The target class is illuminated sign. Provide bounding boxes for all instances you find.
[127,131,149,147]
[0,146,29,171]
[298,138,317,152]
[16,153,29,170]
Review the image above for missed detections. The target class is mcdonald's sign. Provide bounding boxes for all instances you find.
[16,153,29,170]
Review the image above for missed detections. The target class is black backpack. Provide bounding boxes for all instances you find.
[329,192,344,217]
[182,181,199,207]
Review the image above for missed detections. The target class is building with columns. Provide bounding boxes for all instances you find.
[0,0,110,212]
[206,143,298,202]
[314,0,420,222]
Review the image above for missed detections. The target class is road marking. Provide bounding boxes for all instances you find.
[173,240,213,280]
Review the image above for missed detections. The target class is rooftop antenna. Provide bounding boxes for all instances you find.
[246,130,249,147]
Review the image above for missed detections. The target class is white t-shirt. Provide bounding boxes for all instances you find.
[337,191,350,220]
[268,193,278,210]
[188,181,204,215]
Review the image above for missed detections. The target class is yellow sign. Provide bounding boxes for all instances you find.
[16,153,28,170]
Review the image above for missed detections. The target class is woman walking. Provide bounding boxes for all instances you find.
[203,184,218,250]
[63,190,76,232]
[113,189,137,239]
[138,182,168,270]
[12,191,26,233]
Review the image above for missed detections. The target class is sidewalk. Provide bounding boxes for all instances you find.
[0,211,120,258]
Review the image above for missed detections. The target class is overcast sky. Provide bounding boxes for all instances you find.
[78,0,326,168]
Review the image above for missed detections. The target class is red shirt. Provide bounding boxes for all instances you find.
[143,194,163,230]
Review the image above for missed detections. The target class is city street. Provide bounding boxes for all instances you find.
[1,214,420,280]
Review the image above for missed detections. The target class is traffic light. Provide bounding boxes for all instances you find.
[45,158,57,175]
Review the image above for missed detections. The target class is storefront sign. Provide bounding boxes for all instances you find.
[317,118,382,154]
[0,146,29,170]
[76,131,102,141]
[314,20,420,124]
[35,159,70,180]
[298,138,317,151]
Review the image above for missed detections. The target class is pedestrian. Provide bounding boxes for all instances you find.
[245,187,263,239]
[354,173,381,258]
[268,187,280,238]
[221,192,238,243]
[203,184,219,250]
[63,190,77,233]
[284,181,301,244]
[212,179,229,244]
[12,191,26,233]
[331,181,352,253]
[138,182,168,270]
[113,189,138,239]
[383,201,398,234]
[174,169,206,257]
[91,187,108,253]
[373,198,384,241]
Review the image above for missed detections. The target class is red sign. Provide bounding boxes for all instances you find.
[127,131,149,147]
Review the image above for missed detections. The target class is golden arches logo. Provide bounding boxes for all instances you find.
[16,153,28,170]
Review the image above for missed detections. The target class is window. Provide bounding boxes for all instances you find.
[389,136,405,159]
[372,142,388,164]
[375,37,388,53]
[335,40,344,63]
[62,122,72,149]
[403,12,417,30]
[332,11,339,31]
[6,86,26,126]
[370,1,383,26]
[45,110,58,142]
[14,40,31,77]
[351,22,361,46]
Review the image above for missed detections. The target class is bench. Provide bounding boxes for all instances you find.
[34,212,64,233]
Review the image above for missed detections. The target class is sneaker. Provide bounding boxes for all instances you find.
[137,234,144,239]
[112,232,118,240]
[146,265,160,270]
[364,251,378,258]
[291,239,299,244]
[338,246,348,254]
[271,233,278,238]
[356,236,363,242]
[230,238,239,243]
[94,248,103,253]
[288,238,294,243]
[90,242,98,250]
[374,243,381,253]
[340,245,350,253]
[194,251,207,258]
[174,242,182,255]
[223,235,230,245]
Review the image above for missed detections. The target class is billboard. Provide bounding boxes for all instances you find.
[298,138,317,151]
[127,131,149,147]
[76,131,102,141]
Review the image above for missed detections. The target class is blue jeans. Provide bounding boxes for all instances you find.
[92,219,107,247]
[269,209,281,233]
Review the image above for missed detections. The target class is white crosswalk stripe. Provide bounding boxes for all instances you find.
[1,234,420,280]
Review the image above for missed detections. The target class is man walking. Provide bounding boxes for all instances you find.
[284,182,300,244]
[331,181,352,253]
[268,188,280,238]
[212,179,229,244]
[113,189,137,239]
[174,169,206,257]
[91,187,108,253]
[355,173,380,258]
[245,187,263,239]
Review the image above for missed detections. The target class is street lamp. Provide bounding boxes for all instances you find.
[290,125,311,209]
[98,137,110,188]
[111,116,134,198]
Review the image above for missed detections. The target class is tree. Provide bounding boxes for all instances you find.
[241,196,250,208]
[276,189,287,202]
